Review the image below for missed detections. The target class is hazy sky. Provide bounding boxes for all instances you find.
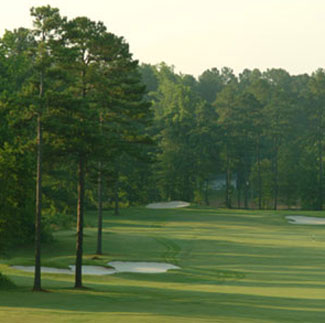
[1,0,325,77]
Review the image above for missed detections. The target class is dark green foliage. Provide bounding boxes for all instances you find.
[2,6,325,271]
[137,64,325,210]
[0,28,37,252]
[0,7,152,261]
[197,67,223,103]
[0,273,15,290]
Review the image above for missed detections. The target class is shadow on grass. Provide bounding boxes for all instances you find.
[1,280,325,322]
[3,207,325,322]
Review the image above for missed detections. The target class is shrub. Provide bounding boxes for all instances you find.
[0,273,15,289]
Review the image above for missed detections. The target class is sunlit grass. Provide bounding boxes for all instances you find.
[1,207,325,322]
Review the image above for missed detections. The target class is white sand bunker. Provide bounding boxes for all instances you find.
[108,261,179,273]
[286,215,325,225]
[12,265,116,275]
[12,262,179,275]
[12,266,73,274]
[146,201,190,209]
[69,265,116,275]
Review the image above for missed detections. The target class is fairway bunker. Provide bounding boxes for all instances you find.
[12,262,179,275]
[146,201,190,209]
[12,266,73,274]
[12,265,116,275]
[286,215,325,225]
[108,261,180,273]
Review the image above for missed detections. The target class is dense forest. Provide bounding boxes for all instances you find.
[141,63,325,212]
[1,5,325,287]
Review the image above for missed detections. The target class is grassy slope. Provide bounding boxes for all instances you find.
[1,207,325,322]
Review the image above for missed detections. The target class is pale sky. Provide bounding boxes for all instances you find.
[1,0,325,77]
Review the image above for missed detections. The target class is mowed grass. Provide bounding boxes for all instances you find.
[1,207,325,322]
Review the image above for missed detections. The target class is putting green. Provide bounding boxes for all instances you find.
[1,207,325,322]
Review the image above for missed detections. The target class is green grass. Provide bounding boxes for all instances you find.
[1,207,325,322]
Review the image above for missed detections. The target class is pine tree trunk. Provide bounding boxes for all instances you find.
[33,113,42,291]
[225,151,232,209]
[237,179,241,209]
[96,163,103,255]
[225,164,229,208]
[204,179,209,206]
[244,180,249,209]
[33,63,44,292]
[318,135,323,210]
[75,157,85,288]
[273,142,279,211]
[257,136,262,210]
[114,175,119,216]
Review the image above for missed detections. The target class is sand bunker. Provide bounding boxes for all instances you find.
[286,215,325,225]
[12,265,116,275]
[12,266,73,274]
[68,265,116,275]
[146,201,190,209]
[108,261,179,273]
[12,262,179,275]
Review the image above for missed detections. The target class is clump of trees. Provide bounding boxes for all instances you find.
[140,64,325,211]
[2,5,325,292]
[0,6,151,290]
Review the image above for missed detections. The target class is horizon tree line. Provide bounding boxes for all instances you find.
[1,5,325,291]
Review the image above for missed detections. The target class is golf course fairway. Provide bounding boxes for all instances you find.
[1,207,325,322]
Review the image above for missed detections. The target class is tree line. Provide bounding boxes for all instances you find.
[0,6,151,290]
[140,63,325,211]
[1,5,325,291]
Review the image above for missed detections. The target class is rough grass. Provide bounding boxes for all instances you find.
[1,207,325,322]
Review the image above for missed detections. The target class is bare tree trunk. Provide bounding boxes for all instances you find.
[225,166,229,208]
[226,158,232,208]
[244,180,249,209]
[75,157,85,288]
[96,163,103,255]
[114,174,119,216]
[237,179,241,209]
[33,113,42,291]
[96,114,103,255]
[273,142,279,211]
[319,135,323,210]
[204,179,209,206]
[33,63,44,291]
[257,136,262,210]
